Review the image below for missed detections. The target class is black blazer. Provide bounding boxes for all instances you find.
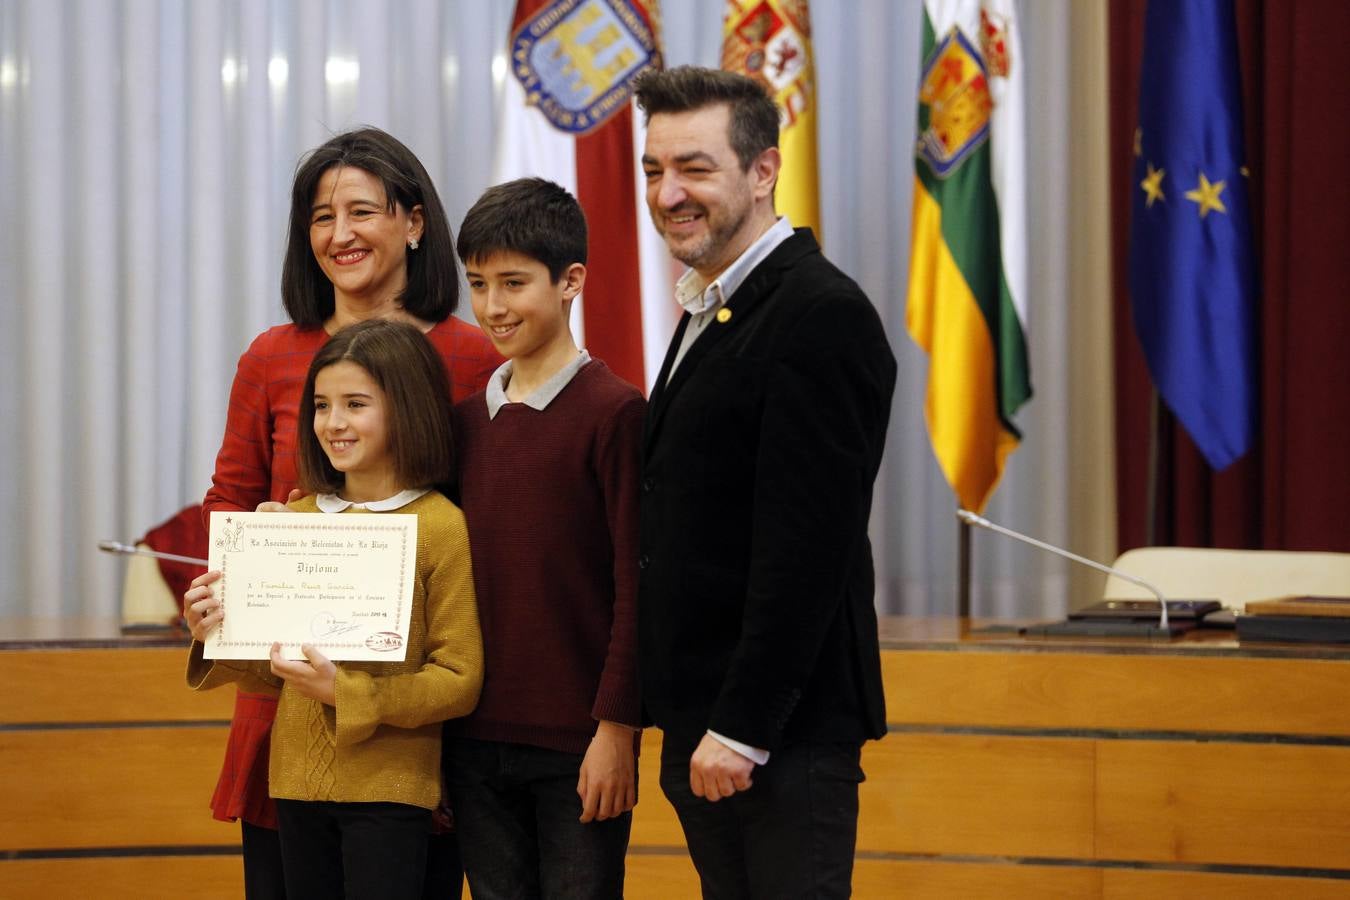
[637,229,897,750]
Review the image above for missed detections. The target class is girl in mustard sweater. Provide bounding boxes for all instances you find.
[186,319,482,897]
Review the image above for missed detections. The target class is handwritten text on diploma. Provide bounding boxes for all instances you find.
[204,511,417,662]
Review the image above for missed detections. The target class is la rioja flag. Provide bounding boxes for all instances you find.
[495,0,674,392]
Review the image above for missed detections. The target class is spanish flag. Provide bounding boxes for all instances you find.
[907,0,1031,513]
[721,0,819,236]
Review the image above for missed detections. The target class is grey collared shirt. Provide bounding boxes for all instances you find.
[485,349,592,420]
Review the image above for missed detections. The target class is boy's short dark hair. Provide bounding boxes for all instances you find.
[295,319,455,495]
[634,65,780,171]
[282,127,460,327]
[456,178,587,283]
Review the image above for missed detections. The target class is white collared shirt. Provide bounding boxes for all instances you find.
[485,349,592,420]
[315,487,429,513]
[708,730,770,766]
[666,216,794,382]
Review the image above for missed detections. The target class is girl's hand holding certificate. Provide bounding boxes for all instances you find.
[184,570,224,642]
[186,572,338,705]
[269,642,337,705]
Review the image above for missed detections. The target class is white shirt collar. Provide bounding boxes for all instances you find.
[673,216,794,316]
[315,487,429,513]
[485,349,591,420]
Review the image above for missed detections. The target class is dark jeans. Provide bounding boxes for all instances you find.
[443,737,631,900]
[658,730,864,900]
[241,820,287,900]
[275,799,432,900]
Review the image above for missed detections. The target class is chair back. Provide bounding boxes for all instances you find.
[1102,547,1350,610]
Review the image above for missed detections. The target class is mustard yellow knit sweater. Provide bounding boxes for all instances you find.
[188,491,483,810]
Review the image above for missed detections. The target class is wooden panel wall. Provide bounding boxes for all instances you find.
[6,637,1350,897]
[0,645,243,897]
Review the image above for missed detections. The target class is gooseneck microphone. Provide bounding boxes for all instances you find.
[956,509,1172,632]
[98,540,209,567]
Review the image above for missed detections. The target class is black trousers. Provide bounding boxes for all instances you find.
[275,799,432,900]
[241,820,287,900]
[424,829,465,899]
[658,730,864,900]
[239,815,462,898]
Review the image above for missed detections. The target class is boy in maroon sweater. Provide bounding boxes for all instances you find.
[446,178,644,900]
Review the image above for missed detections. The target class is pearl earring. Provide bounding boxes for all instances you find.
[408,238,419,250]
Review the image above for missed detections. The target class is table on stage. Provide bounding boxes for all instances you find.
[3,616,1350,898]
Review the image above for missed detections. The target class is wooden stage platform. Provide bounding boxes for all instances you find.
[4,616,1350,897]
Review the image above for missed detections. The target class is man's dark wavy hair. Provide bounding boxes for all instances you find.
[634,66,779,170]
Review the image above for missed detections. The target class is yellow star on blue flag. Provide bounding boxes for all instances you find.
[1184,172,1227,218]
[1127,0,1257,471]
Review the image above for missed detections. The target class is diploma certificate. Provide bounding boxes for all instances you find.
[204,511,417,661]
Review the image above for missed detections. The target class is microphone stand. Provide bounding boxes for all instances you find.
[98,541,200,635]
[98,540,208,567]
[956,509,1174,635]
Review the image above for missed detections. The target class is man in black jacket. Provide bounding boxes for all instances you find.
[634,66,897,899]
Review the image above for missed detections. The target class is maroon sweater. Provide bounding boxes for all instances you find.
[451,360,644,754]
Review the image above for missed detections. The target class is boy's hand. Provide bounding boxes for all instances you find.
[183,570,224,642]
[269,642,337,705]
[690,733,755,801]
[577,720,637,822]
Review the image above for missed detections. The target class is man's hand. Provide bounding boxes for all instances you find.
[690,733,755,801]
[577,720,637,822]
[269,642,337,705]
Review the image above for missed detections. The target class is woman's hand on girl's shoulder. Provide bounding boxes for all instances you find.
[257,489,305,512]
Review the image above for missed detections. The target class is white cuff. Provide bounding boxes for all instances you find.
[707,730,770,766]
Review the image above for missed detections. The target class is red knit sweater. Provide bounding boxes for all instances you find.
[451,360,644,754]
[200,317,499,826]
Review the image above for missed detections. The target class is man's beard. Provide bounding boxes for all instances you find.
[662,197,752,272]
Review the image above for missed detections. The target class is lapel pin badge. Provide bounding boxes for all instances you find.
[716,307,733,324]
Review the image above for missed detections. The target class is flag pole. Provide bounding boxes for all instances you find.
[1146,387,1160,546]
[958,513,972,619]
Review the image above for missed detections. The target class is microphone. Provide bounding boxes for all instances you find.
[98,540,208,567]
[956,508,1176,634]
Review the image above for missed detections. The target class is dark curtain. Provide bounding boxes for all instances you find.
[1109,0,1350,552]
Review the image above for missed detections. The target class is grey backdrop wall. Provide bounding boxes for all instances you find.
[0,0,1101,620]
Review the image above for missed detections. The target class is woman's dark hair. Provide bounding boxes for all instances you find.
[295,319,455,495]
[281,127,458,327]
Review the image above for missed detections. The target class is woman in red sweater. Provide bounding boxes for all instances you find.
[196,127,500,899]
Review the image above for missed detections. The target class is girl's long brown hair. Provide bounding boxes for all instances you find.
[295,319,454,495]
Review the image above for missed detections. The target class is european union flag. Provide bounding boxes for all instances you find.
[1128,0,1257,470]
